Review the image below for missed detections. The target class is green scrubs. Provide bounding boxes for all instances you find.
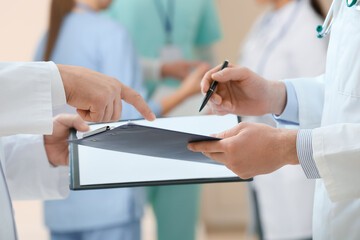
[103,1,221,239]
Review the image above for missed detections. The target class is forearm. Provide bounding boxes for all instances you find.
[159,90,188,116]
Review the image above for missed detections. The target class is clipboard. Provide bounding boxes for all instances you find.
[69,115,250,190]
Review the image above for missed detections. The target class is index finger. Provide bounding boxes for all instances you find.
[187,139,226,153]
[200,63,223,94]
[200,63,236,94]
[121,84,156,121]
[211,66,250,83]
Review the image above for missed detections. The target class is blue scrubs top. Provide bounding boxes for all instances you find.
[34,11,160,231]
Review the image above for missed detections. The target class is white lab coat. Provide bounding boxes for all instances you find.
[0,62,69,240]
[286,0,360,239]
[238,0,327,239]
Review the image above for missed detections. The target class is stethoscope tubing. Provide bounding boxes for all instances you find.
[317,0,359,38]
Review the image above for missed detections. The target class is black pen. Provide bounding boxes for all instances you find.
[199,60,229,112]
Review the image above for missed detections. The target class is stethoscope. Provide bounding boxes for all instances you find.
[317,0,360,38]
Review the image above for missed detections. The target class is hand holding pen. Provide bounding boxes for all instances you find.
[199,60,228,112]
[198,62,287,116]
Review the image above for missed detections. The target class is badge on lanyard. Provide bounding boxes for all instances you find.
[154,0,183,62]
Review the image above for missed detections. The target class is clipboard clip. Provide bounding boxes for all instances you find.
[82,126,113,138]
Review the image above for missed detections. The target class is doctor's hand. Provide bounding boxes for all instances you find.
[57,64,156,123]
[44,114,89,166]
[201,64,287,116]
[187,122,298,179]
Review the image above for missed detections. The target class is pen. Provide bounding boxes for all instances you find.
[199,60,229,112]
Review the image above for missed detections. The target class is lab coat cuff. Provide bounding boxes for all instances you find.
[312,127,347,202]
[273,81,299,125]
[48,62,67,109]
[297,129,321,179]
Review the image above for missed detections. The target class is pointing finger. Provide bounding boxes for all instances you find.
[121,84,156,121]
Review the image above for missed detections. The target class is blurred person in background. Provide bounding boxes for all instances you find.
[238,0,327,239]
[103,1,221,239]
[35,0,208,240]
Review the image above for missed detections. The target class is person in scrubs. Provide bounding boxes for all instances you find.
[35,0,207,239]
[238,0,327,239]
[103,1,222,239]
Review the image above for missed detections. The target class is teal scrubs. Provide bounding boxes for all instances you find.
[103,1,221,240]
[103,0,222,95]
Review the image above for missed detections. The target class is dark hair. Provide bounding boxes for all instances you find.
[310,0,325,19]
[43,0,75,61]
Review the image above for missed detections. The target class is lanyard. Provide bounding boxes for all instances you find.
[153,0,175,44]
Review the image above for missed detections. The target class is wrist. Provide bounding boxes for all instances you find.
[278,129,299,166]
[268,81,287,115]
[161,63,169,79]
[56,64,71,102]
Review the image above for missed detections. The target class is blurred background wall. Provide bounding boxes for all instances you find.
[0,0,331,239]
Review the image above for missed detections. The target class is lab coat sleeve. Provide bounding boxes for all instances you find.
[312,124,360,202]
[2,134,69,200]
[287,74,325,129]
[0,62,66,136]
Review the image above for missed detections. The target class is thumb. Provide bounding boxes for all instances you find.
[54,114,90,132]
[72,115,90,132]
